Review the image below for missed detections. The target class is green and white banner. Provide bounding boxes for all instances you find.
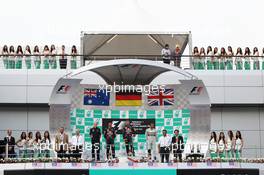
[70,108,190,153]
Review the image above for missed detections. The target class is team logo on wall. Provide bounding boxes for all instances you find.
[115,90,142,106]
[102,119,155,134]
[189,86,203,95]
[56,85,70,94]
[147,88,174,106]
[83,88,110,106]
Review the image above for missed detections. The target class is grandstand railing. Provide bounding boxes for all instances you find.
[1,54,264,70]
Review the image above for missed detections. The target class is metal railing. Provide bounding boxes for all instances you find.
[1,54,264,70]
[0,54,81,70]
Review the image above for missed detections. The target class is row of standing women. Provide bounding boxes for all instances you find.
[15,131,51,158]
[0,45,78,69]
[209,130,243,160]
[193,46,264,70]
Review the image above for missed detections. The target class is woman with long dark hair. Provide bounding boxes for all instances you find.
[16,132,27,158]
[206,46,213,70]
[213,47,219,70]
[218,132,226,159]
[199,47,206,70]
[43,45,50,69]
[34,131,42,158]
[209,131,218,159]
[226,130,234,159]
[219,47,226,70]
[71,45,78,69]
[33,45,41,69]
[26,131,34,158]
[50,44,57,69]
[226,46,234,70]
[9,46,15,69]
[244,47,251,70]
[235,47,243,70]
[192,46,199,69]
[41,131,51,158]
[16,45,23,69]
[253,47,259,70]
[25,45,32,69]
[234,130,243,159]
[2,45,9,69]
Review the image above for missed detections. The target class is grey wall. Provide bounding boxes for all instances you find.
[211,105,264,158]
[1,69,264,104]
[0,106,49,139]
[0,105,263,158]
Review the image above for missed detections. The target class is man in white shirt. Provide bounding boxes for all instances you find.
[158,129,171,163]
[145,123,157,160]
[70,129,84,158]
[161,44,171,64]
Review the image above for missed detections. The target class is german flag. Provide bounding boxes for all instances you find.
[115,91,142,106]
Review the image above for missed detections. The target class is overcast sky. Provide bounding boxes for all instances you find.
[0,0,263,49]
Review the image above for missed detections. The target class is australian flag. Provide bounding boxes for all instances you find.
[83,88,110,106]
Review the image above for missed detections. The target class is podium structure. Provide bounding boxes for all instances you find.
[49,59,211,158]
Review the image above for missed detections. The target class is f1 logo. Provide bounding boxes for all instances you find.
[190,86,203,95]
[57,85,70,94]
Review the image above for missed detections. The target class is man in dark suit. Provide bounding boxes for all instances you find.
[3,129,16,158]
[171,129,184,162]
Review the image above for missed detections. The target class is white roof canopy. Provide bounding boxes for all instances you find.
[69,59,196,85]
[81,32,191,58]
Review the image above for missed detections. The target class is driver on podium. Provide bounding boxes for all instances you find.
[145,123,157,161]
[103,122,116,160]
[122,120,135,157]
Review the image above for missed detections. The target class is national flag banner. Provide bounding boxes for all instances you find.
[147,89,174,106]
[115,91,142,106]
[83,88,110,106]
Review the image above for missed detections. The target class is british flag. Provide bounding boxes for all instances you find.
[147,89,174,106]
[84,89,97,97]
